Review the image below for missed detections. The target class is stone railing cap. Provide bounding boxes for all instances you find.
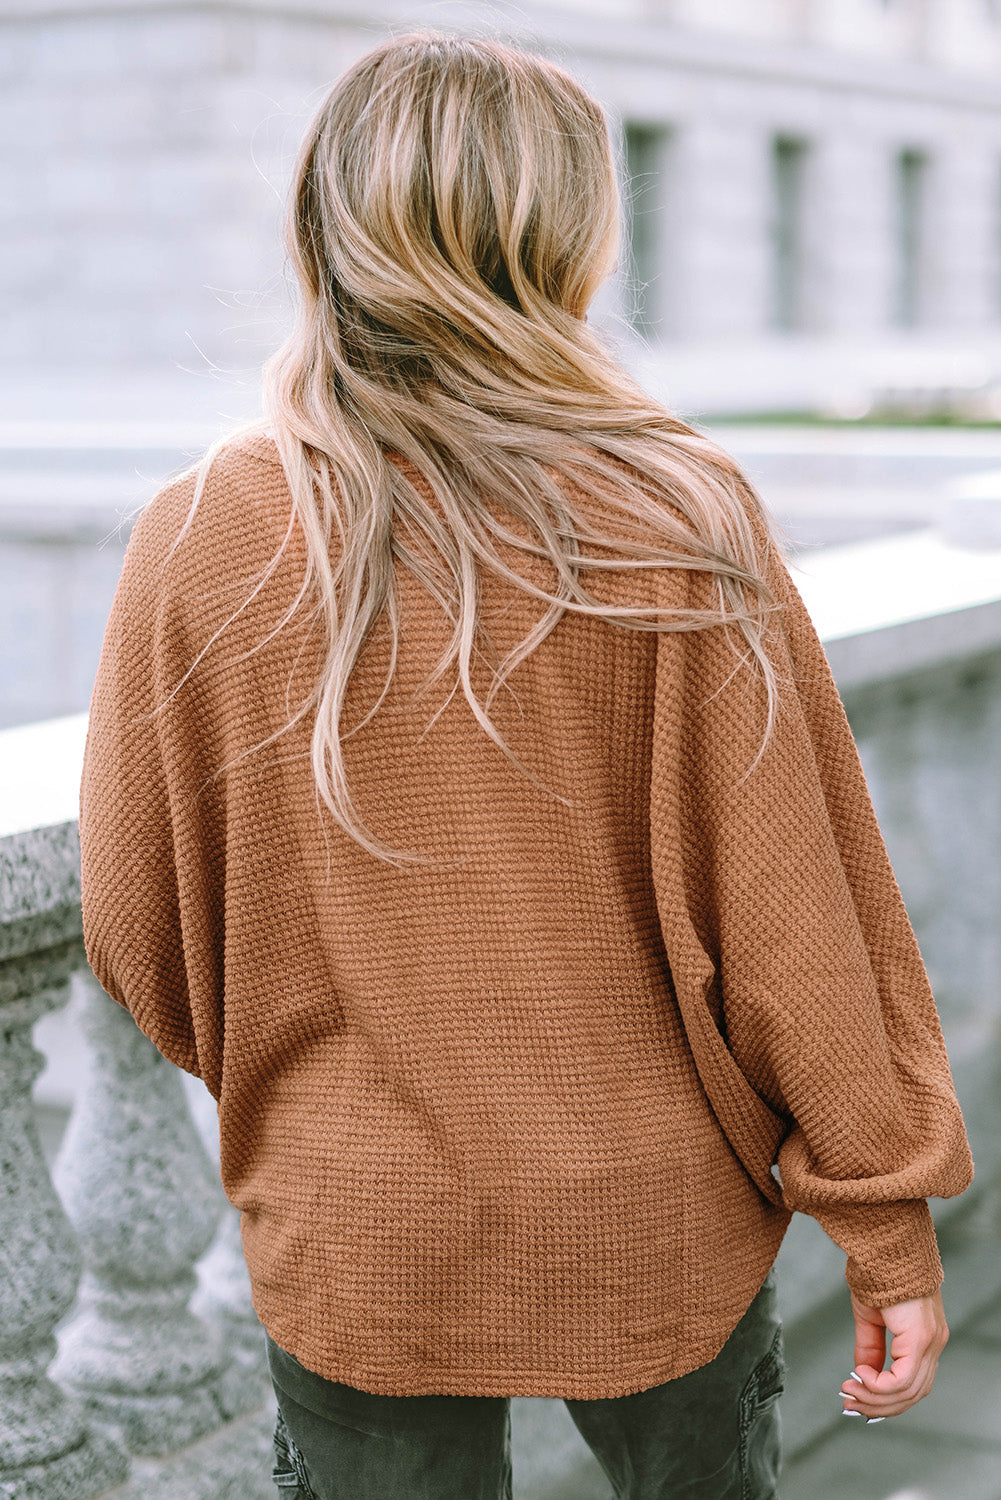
[0,713,89,842]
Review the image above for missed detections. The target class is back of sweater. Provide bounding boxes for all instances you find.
[79,431,973,1398]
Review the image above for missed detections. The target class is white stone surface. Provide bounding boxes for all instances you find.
[790,529,1001,641]
[0,713,89,840]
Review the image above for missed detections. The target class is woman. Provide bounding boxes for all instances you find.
[79,31,973,1500]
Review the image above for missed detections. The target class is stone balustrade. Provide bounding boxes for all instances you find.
[0,725,276,1499]
[1,515,1000,1499]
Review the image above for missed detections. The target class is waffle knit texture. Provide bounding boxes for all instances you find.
[79,431,973,1398]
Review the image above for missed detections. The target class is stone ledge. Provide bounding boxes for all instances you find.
[0,714,88,842]
[790,529,1001,690]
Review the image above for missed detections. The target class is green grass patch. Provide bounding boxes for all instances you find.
[703,410,1001,428]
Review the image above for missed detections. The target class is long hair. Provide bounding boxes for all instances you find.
[167,30,787,867]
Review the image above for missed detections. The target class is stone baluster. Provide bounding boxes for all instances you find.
[182,1074,270,1393]
[50,965,244,1456]
[0,938,129,1499]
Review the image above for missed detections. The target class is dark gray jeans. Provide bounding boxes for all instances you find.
[265,1270,784,1500]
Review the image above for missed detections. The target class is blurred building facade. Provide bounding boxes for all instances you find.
[6,0,1001,728]
[4,0,1001,416]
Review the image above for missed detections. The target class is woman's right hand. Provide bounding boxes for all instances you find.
[839,1289,949,1420]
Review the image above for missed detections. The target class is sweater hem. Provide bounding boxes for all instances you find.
[254,1242,787,1401]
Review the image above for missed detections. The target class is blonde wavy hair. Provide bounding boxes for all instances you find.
[169,29,785,866]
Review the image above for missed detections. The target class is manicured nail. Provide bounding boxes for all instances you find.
[842,1409,863,1418]
[866,1417,885,1424]
[850,1370,863,1382]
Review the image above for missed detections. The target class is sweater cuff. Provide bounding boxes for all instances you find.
[809,1198,944,1307]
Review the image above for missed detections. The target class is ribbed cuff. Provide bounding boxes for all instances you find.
[809,1198,944,1307]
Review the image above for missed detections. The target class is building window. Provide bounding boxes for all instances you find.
[769,135,809,331]
[894,147,928,326]
[622,122,670,337]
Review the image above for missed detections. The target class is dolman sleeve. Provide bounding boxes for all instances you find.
[79,475,226,1099]
[649,497,974,1308]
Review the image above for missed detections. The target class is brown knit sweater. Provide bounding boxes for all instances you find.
[79,431,973,1398]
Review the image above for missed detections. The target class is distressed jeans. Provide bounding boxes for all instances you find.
[265,1269,784,1500]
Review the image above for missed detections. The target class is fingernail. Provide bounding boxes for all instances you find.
[842,1409,863,1418]
[866,1417,886,1425]
[850,1370,863,1382]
